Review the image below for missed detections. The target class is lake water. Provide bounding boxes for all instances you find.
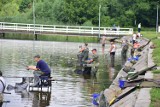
[0,39,122,107]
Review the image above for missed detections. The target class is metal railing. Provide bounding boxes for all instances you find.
[0,22,133,36]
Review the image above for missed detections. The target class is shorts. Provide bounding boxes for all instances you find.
[102,43,105,47]
[110,52,115,56]
[133,40,136,44]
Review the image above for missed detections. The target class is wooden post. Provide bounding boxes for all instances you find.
[2,33,5,39]
[35,34,38,40]
[66,35,68,41]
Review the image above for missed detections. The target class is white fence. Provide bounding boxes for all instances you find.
[0,22,133,36]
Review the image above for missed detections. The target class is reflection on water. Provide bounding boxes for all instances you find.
[0,39,122,107]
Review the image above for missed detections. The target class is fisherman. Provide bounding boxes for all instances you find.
[138,23,141,33]
[78,43,89,65]
[27,55,51,87]
[86,49,99,75]
[109,41,116,67]
[82,43,89,62]
[0,71,6,103]
[121,40,129,65]
[133,41,140,49]
[132,32,137,45]
[101,36,106,47]
[77,45,84,65]
[130,41,140,58]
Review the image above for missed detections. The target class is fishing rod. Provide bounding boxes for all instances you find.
[51,79,113,85]
[4,76,113,85]
[0,57,28,67]
[3,92,11,94]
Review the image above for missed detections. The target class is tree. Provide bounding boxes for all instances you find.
[19,0,32,12]
[54,0,99,25]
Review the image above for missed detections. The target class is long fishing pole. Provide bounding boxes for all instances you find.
[4,76,113,85]
[3,92,11,94]
[0,57,29,68]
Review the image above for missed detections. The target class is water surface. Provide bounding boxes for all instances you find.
[0,39,122,107]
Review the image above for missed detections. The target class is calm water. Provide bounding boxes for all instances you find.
[0,39,122,107]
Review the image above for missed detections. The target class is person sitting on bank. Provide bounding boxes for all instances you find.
[131,41,140,57]
[27,55,51,87]
[110,41,116,67]
[133,41,140,49]
[132,32,137,45]
[86,49,99,75]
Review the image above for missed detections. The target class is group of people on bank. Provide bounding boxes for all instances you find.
[101,23,142,68]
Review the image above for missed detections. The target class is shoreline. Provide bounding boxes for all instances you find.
[99,37,154,107]
[0,33,99,43]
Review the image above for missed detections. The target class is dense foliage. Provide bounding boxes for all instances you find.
[0,0,159,27]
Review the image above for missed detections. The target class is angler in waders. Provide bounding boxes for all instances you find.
[86,49,99,76]
[77,43,89,65]
[82,43,89,63]
[121,40,129,66]
[109,41,116,67]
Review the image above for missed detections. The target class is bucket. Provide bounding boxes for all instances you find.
[92,93,100,105]
[119,77,126,89]
[133,56,139,61]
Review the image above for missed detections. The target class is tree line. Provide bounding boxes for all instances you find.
[0,0,159,27]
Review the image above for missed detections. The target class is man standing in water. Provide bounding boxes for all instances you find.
[87,49,99,76]
[27,55,51,86]
[121,40,129,65]
[109,41,116,67]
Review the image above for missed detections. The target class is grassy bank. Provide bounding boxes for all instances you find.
[0,33,99,43]
[142,31,160,107]
[142,31,160,66]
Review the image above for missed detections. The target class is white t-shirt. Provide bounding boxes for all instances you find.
[138,24,141,28]
[133,34,137,40]
[0,77,6,93]
[111,44,116,52]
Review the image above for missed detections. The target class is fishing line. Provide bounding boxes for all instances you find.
[0,39,2,70]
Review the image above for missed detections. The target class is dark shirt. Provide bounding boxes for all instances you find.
[36,60,51,74]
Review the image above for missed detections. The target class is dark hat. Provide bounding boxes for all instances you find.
[91,49,97,51]
[84,43,88,46]
[34,55,40,58]
[110,38,118,42]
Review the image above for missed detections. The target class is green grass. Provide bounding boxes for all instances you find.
[142,31,160,66]
[141,31,157,39]
[0,33,99,43]
[150,88,160,107]
[152,70,160,74]
[38,35,98,43]
[142,31,160,107]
